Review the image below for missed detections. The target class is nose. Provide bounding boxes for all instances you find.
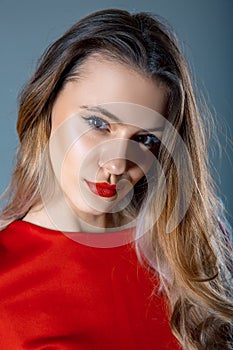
[99,139,129,176]
[101,158,127,176]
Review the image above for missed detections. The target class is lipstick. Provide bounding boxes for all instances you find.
[86,181,117,198]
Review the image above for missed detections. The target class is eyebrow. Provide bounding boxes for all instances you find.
[79,105,164,132]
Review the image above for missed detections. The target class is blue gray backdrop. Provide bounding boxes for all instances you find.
[0,0,232,226]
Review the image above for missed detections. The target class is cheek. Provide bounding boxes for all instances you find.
[130,152,156,186]
[60,138,92,188]
[129,165,147,185]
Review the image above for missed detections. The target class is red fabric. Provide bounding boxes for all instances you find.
[0,220,180,349]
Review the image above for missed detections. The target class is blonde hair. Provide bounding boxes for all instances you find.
[1,8,232,349]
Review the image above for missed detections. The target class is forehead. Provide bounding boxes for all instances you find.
[76,55,167,111]
[52,55,167,129]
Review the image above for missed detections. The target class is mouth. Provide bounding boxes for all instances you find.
[85,180,118,198]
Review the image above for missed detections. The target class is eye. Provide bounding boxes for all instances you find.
[135,134,161,152]
[82,115,109,131]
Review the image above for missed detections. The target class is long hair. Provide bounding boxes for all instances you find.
[1,8,232,349]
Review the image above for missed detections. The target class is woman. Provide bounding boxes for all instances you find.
[0,8,232,350]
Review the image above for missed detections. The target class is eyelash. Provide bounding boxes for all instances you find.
[82,115,108,130]
[81,115,161,151]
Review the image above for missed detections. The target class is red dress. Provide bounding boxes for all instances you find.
[0,220,180,349]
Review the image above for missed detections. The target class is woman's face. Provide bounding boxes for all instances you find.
[49,54,167,226]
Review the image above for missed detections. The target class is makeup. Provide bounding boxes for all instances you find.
[49,57,166,224]
[86,180,117,198]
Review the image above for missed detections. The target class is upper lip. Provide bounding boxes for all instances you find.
[86,180,117,190]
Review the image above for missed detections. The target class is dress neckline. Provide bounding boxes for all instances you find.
[9,219,137,249]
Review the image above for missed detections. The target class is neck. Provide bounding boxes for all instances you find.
[22,197,135,233]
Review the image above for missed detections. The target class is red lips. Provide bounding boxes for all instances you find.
[86,181,117,198]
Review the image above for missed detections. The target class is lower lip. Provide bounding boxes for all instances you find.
[86,181,117,198]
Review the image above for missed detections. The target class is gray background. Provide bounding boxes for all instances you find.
[0,0,232,225]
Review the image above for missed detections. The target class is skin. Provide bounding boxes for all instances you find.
[23,54,167,232]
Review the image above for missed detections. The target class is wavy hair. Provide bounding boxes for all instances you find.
[1,8,233,349]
